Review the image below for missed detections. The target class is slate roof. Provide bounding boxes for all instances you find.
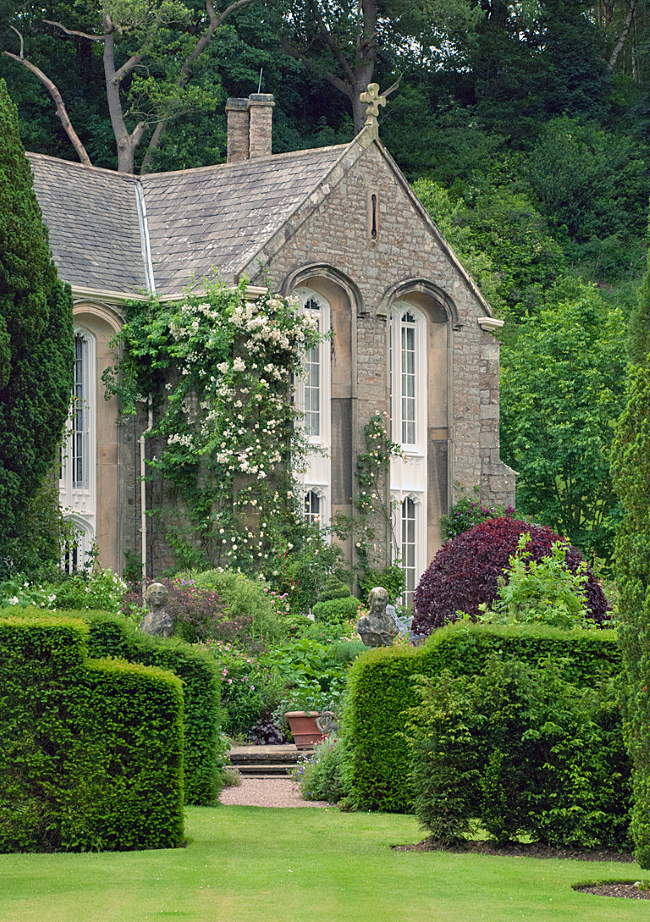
[28,153,147,294]
[27,144,346,298]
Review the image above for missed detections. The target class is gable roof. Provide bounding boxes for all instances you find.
[28,145,346,299]
[27,130,493,316]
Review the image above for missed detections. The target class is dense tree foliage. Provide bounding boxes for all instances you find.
[500,279,628,560]
[612,255,650,868]
[0,77,73,575]
[1,1,648,563]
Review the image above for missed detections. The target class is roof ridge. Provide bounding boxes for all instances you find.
[27,143,348,182]
[26,151,136,180]
[139,143,349,179]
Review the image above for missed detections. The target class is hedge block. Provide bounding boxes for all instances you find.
[57,609,222,805]
[342,621,621,813]
[0,615,184,852]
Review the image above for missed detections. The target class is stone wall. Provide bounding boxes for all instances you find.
[248,134,515,568]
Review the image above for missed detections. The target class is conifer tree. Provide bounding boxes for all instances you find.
[0,77,73,574]
[612,253,650,868]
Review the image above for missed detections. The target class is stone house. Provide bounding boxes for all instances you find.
[29,89,515,593]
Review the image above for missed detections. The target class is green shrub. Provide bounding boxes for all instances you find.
[0,614,184,852]
[29,608,222,805]
[409,659,630,850]
[342,621,621,813]
[0,569,127,613]
[358,565,405,603]
[204,640,282,737]
[179,569,287,648]
[298,737,348,803]
[312,596,360,625]
[612,348,650,867]
[317,577,352,602]
[478,534,593,629]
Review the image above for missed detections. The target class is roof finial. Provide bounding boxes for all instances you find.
[360,83,386,137]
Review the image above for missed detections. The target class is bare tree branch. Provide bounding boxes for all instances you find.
[608,0,636,70]
[113,52,145,85]
[43,19,104,42]
[9,24,23,58]
[140,0,254,172]
[4,44,92,166]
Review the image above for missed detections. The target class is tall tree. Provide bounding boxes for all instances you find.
[0,77,73,574]
[279,0,481,131]
[3,0,254,172]
[500,278,627,561]
[611,255,650,868]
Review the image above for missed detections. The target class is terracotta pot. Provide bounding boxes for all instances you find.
[284,710,328,749]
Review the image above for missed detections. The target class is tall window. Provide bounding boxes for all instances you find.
[401,497,417,602]
[304,489,321,526]
[303,297,321,437]
[390,305,425,451]
[400,311,416,445]
[72,332,90,488]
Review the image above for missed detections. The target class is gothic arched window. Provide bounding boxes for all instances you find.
[304,489,322,526]
[72,331,91,488]
[389,304,426,451]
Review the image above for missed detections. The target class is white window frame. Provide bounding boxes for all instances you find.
[59,327,96,567]
[294,289,331,450]
[391,491,427,605]
[303,486,330,530]
[389,302,427,455]
[61,516,95,573]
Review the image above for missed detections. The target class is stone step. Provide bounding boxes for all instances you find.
[236,763,295,777]
[229,744,311,766]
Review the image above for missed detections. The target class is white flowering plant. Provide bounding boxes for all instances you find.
[106,281,333,583]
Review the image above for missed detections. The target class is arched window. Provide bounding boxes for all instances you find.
[72,331,91,488]
[303,297,321,437]
[389,304,426,451]
[401,497,417,601]
[304,489,322,526]
[62,519,94,573]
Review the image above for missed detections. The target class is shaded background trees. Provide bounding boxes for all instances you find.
[1,0,648,562]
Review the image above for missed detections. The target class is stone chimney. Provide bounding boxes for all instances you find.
[248,94,275,159]
[226,98,249,163]
[226,93,275,163]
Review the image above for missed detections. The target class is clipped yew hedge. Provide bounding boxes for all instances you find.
[0,614,184,852]
[56,609,223,805]
[341,621,621,813]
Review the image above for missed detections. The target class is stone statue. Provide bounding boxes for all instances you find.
[356,586,398,647]
[139,582,174,638]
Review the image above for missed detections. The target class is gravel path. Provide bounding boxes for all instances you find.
[220,777,331,808]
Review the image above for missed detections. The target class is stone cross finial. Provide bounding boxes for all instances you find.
[360,83,386,134]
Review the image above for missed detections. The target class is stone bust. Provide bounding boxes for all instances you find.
[139,582,175,638]
[356,586,398,648]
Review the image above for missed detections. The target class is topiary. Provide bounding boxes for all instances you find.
[0,79,73,575]
[312,596,360,626]
[412,516,608,636]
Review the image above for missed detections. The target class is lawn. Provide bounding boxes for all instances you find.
[0,806,647,922]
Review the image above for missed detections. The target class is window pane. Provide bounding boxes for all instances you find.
[303,298,321,437]
[72,334,89,489]
[401,498,417,603]
[304,490,321,526]
[401,319,416,445]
